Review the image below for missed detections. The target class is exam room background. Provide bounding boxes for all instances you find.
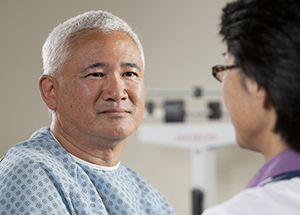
[0,1,264,214]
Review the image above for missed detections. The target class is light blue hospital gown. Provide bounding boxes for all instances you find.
[0,127,175,215]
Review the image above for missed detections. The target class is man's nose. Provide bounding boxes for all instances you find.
[101,75,128,102]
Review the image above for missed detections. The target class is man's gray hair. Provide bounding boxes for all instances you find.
[42,10,145,76]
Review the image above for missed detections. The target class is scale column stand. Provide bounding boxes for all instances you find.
[191,147,216,214]
[137,123,235,214]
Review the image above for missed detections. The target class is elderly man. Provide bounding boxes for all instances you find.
[203,0,300,214]
[0,10,175,214]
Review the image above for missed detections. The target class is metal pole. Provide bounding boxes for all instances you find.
[145,87,223,97]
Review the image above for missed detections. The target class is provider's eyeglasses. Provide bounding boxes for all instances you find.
[212,65,238,82]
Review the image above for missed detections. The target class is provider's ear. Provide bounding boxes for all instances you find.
[39,75,57,111]
[246,78,273,110]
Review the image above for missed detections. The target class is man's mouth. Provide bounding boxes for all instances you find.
[100,109,130,115]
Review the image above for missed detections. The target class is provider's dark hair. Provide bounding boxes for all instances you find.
[220,0,300,152]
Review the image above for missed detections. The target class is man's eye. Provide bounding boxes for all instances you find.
[90,73,103,77]
[123,72,137,77]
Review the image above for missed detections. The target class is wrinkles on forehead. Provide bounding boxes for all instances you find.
[65,29,142,71]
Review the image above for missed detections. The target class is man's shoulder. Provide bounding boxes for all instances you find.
[0,127,69,175]
[1,127,55,159]
[0,127,71,214]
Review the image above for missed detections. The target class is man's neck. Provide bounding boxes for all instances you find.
[50,121,125,167]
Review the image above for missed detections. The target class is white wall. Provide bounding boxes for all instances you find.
[0,1,264,214]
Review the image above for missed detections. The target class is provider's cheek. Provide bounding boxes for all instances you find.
[222,80,231,112]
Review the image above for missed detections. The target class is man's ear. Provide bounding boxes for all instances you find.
[39,75,57,111]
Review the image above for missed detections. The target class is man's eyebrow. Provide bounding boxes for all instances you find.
[89,62,107,69]
[121,62,141,72]
[80,62,107,73]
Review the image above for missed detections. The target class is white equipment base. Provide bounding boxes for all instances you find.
[137,122,236,208]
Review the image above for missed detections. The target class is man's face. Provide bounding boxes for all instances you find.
[52,30,145,144]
